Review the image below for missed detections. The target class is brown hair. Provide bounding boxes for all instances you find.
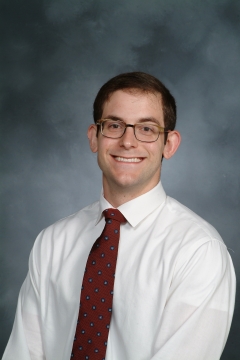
[93,72,177,130]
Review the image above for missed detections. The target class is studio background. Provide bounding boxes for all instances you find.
[1,0,239,358]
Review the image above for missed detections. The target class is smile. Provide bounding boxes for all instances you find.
[114,156,142,163]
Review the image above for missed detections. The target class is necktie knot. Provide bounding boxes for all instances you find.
[103,208,126,224]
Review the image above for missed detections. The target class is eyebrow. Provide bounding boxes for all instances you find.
[103,115,161,126]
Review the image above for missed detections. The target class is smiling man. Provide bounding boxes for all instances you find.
[3,72,235,360]
[88,88,179,206]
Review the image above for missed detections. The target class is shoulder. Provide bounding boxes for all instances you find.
[159,195,234,270]
[34,200,100,249]
[163,196,223,244]
[162,198,236,287]
[49,200,99,230]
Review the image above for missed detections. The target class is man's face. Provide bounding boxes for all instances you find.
[88,89,177,202]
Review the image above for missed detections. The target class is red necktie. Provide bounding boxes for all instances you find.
[71,208,126,359]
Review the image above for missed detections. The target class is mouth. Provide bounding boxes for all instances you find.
[113,156,143,163]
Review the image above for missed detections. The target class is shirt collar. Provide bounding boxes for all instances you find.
[96,182,166,228]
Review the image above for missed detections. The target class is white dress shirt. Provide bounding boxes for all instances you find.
[3,182,236,360]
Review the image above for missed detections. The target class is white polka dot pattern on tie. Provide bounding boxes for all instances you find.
[71,209,126,359]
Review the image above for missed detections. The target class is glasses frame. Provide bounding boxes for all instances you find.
[96,118,170,143]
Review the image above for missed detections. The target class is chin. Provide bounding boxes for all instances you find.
[114,177,147,191]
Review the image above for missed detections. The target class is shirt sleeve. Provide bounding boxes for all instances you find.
[151,238,236,360]
[2,233,46,360]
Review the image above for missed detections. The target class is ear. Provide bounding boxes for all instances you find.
[87,124,98,153]
[163,130,181,159]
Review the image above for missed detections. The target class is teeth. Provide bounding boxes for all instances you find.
[115,157,142,163]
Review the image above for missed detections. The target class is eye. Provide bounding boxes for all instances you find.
[137,123,157,133]
[109,122,121,129]
[142,126,153,132]
[106,120,124,131]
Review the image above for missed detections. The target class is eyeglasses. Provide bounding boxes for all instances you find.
[96,119,170,143]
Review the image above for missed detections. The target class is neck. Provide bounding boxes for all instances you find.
[102,178,160,208]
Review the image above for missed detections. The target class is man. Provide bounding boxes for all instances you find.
[3,72,236,360]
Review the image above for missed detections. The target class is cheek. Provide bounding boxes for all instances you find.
[97,140,111,164]
[98,137,117,156]
[149,143,164,161]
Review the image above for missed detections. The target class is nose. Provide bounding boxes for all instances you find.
[119,125,138,149]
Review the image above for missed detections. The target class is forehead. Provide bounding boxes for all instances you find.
[102,89,164,121]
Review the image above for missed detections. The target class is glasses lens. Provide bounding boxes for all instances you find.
[135,123,159,142]
[102,120,125,138]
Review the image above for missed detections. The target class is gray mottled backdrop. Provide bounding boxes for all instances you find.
[1,0,239,358]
